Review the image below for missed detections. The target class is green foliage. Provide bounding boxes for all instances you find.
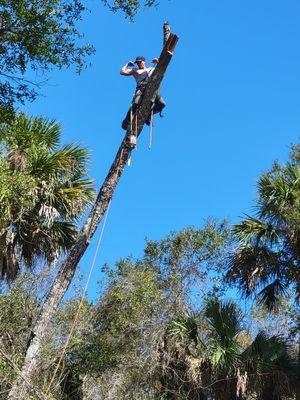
[158,300,295,400]
[1,219,298,399]
[0,113,95,281]
[54,224,229,399]
[0,271,95,399]
[242,332,293,374]
[0,0,95,107]
[0,275,40,396]
[143,221,230,304]
[101,0,157,19]
[205,300,243,370]
[227,144,300,310]
[84,260,161,372]
[169,315,200,345]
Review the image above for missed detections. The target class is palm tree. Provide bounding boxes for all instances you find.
[226,144,300,398]
[226,145,299,308]
[0,113,95,281]
[204,300,244,400]
[158,301,244,399]
[160,300,294,400]
[242,332,295,400]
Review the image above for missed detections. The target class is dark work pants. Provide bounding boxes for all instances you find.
[122,86,166,130]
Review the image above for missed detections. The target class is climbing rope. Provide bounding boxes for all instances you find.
[130,105,133,134]
[45,200,112,397]
[135,113,138,148]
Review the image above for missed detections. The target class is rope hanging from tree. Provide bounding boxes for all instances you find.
[45,200,112,397]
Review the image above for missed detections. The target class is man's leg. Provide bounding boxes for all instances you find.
[154,93,166,115]
[145,92,166,126]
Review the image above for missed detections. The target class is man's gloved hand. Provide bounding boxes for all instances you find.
[127,61,135,67]
[152,58,159,64]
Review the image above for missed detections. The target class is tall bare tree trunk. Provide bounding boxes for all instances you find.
[8,26,178,400]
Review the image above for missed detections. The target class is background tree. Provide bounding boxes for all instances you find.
[226,144,300,398]
[1,205,298,399]
[0,0,93,108]
[69,223,230,399]
[65,223,295,399]
[0,269,93,400]
[0,113,95,281]
[102,0,158,19]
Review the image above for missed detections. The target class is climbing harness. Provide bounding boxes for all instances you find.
[45,200,112,397]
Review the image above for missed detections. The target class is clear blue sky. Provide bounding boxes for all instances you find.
[21,0,299,300]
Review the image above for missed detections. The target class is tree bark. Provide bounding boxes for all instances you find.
[8,28,179,400]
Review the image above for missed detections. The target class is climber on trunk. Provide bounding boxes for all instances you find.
[120,55,166,130]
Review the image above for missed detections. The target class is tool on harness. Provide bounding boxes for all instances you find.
[129,105,137,148]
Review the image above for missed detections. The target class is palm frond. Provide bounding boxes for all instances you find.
[29,145,91,179]
[2,114,61,152]
[47,178,95,218]
[58,144,91,174]
[14,219,78,268]
[47,220,78,249]
[257,165,300,225]
[168,315,199,345]
[30,117,61,150]
[242,332,294,375]
[204,300,242,370]
[234,216,280,247]
[205,300,243,341]
[257,279,286,311]
[30,151,63,178]
[226,246,281,297]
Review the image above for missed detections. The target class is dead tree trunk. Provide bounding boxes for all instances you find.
[8,26,178,400]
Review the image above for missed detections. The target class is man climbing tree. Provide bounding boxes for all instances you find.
[120,55,166,130]
[7,25,178,400]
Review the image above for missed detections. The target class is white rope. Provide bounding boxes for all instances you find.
[45,200,112,396]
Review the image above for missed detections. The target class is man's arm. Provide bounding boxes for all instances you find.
[120,61,136,76]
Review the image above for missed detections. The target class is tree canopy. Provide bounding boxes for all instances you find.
[0,0,94,107]
[0,0,160,109]
[227,145,300,310]
[1,146,299,398]
[0,113,95,281]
